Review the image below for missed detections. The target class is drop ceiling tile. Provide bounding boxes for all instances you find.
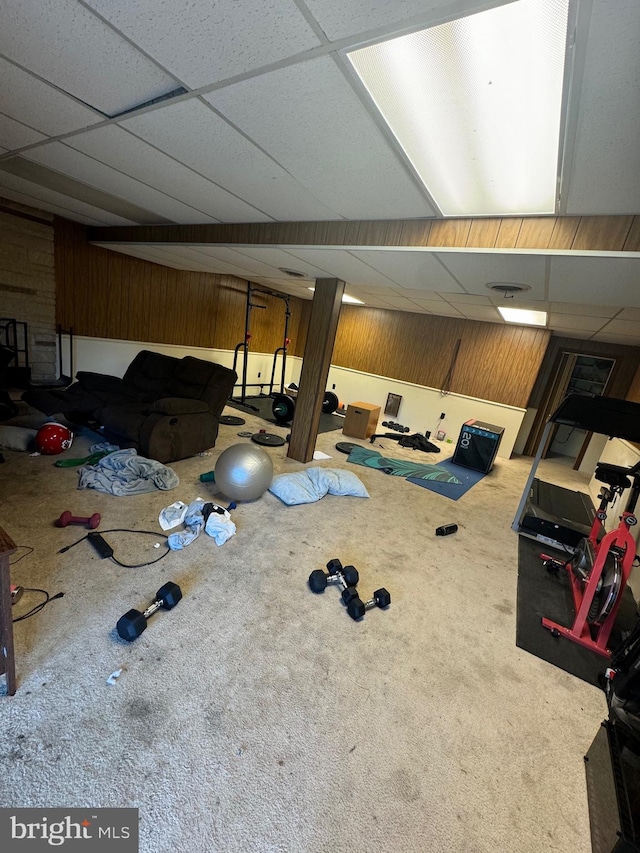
[551,328,595,339]
[548,313,609,332]
[598,319,640,336]
[564,0,640,214]
[456,306,502,322]
[395,289,448,302]
[0,0,180,117]
[351,249,463,291]
[122,99,339,220]
[284,248,399,288]
[549,257,640,305]
[23,142,218,223]
[0,169,136,225]
[84,0,321,89]
[549,301,620,318]
[590,332,640,346]
[443,293,493,305]
[0,113,47,150]
[0,57,101,136]
[425,304,465,318]
[206,56,436,219]
[306,0,467,41]
[229,247,332,279]
[611,307,640,322]
[436,252,547,296]
[67,125,270,222]
[187,247,287,278]
[405,299,448,312]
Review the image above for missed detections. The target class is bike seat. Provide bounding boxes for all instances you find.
[594,462,632,490]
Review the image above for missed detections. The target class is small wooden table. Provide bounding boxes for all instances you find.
[0,525,17,695]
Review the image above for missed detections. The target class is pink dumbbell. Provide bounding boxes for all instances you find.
[56,510,101,530]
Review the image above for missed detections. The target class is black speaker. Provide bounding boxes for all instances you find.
[452,420,504,474]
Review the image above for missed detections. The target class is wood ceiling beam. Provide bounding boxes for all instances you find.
[87,215,640,252]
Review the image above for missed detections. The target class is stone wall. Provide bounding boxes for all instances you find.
[0,198,56,384]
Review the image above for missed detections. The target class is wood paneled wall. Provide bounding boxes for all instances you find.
[331,307,550,409]
[56,218,551,408]
[55,218,308,357]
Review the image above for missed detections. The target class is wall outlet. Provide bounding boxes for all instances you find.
[257,372,261,378]
[332,383,336,389]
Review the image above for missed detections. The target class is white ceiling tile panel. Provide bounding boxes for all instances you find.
[227,247,332,279]
[0,169,136,225]
[206,56,436,219]
[0,57,101,136]
[564,0,640,214]
[350,249,464,291]
[456,306,503,321]
[613,307,640,322]
[547,313,608,332]
[284,248,399,287]
[405,299,446,312]
[550,301,619,318]
[0,0,180,117]
[552,328,594,339]
[549,257,640,306]
[590,332,640,345]
[23,142,219,223]
[395,289,448,302]
[121,100,339,220]
[436,252,547,296]
[101,245,181,268]
[84,0,321,89]
[597,319,640,336]
[303,0,486,40]
[443,293,493,305]
[66,125,271,222]
[0,113,47,151]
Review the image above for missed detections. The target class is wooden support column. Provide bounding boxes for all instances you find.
[287,278,345,462]
[0,525,17,696]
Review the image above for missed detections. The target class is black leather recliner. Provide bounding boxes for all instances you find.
[23,349,237,463]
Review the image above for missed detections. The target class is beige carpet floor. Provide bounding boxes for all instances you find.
[0,403,619,852]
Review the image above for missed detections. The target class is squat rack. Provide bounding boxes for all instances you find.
[231,282,291,409]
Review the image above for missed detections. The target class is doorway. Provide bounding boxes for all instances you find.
[523,352,615,467]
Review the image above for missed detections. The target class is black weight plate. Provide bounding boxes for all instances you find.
[220,415,246,426]
[336,442,357,454]
[322,390,339,414]
[251,433,286,447]
[272,393,295,424]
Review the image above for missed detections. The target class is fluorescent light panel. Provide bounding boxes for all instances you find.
[347,0,570,216]
[498,306,547,325]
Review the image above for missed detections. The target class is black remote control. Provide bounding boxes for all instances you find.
[87,532,114,559]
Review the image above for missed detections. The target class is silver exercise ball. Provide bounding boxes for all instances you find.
[214,443,274,502]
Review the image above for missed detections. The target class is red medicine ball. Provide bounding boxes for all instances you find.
[35,423,74,455]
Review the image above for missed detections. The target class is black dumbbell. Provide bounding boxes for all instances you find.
[308,559,359,593]
[116,581,182,641]
[347,588,391,621]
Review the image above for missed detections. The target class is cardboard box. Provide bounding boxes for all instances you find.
[343,402,381,439]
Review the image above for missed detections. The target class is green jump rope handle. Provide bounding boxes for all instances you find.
[199,471,216,482]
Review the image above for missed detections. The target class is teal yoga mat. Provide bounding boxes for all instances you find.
[346,445,461,482]
[406,458,487,499]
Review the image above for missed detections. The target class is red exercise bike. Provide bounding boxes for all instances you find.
[540,460,640,658]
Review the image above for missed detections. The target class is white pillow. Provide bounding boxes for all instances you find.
[269,467,369,505]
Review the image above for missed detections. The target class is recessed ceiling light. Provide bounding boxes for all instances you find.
[347,0,570,216]
[308,287,364,305]
[498,306,547,326]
